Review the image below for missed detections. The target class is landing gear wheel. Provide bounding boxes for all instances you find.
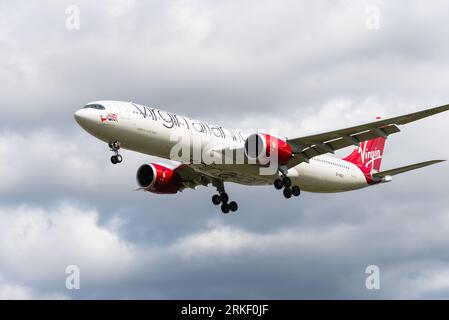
[213,182,237,214]
[221,203,230,214]
[109,141,122,164]
[220,193,229,203]
[274,179,283,190]
[229,201,238,212]
[283,187,292,199]
[212,194,221,205]
[292,186,301,197]
[282,176,292,188]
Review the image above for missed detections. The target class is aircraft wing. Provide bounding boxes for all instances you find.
[286,104,449,168]
[171,164,211,190]
[173,163,231,191]
[372,160,445,179]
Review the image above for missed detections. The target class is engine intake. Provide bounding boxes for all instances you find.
[137,164,155,188]
[136,163,182,194]
[244,133,292,166]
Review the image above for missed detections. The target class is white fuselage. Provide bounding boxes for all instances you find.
[74,101,370,193]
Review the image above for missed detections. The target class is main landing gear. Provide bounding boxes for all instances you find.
[109,141,123,164]
[212,181,238,214]
[273,171,301,199]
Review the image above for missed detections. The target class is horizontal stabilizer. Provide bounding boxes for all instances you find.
[373,160,445,179]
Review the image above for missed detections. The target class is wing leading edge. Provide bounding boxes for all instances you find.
[286,104,449,168]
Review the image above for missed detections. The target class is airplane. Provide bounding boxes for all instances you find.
[74,101,448,214]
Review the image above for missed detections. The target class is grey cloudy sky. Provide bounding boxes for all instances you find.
[1,0,449,299]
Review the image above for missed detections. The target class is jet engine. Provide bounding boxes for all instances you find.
[136,163,182,194]
[244,133,292,166]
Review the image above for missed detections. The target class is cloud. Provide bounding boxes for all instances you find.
[2,199,449,299]
[2,0,449,130]
[0,203,134,298]
[0,282,33,300]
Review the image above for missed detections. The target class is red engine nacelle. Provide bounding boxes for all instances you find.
[136,163,182,194]
[244,133,292,166]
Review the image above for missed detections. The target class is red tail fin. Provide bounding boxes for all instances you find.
[343,137,386,172]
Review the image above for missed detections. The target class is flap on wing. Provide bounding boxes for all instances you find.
[373,160,445,178]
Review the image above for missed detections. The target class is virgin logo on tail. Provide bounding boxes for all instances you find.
[343,137,386,172]
[357,141,382,170]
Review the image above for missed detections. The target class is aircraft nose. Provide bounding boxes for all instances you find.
[74,108,97,130]
[74,108,88,125]
[74,109,82,122]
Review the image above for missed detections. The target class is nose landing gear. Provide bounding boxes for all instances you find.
[109,141,123,164]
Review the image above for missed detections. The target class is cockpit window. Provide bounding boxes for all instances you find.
[83,104,105,110]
